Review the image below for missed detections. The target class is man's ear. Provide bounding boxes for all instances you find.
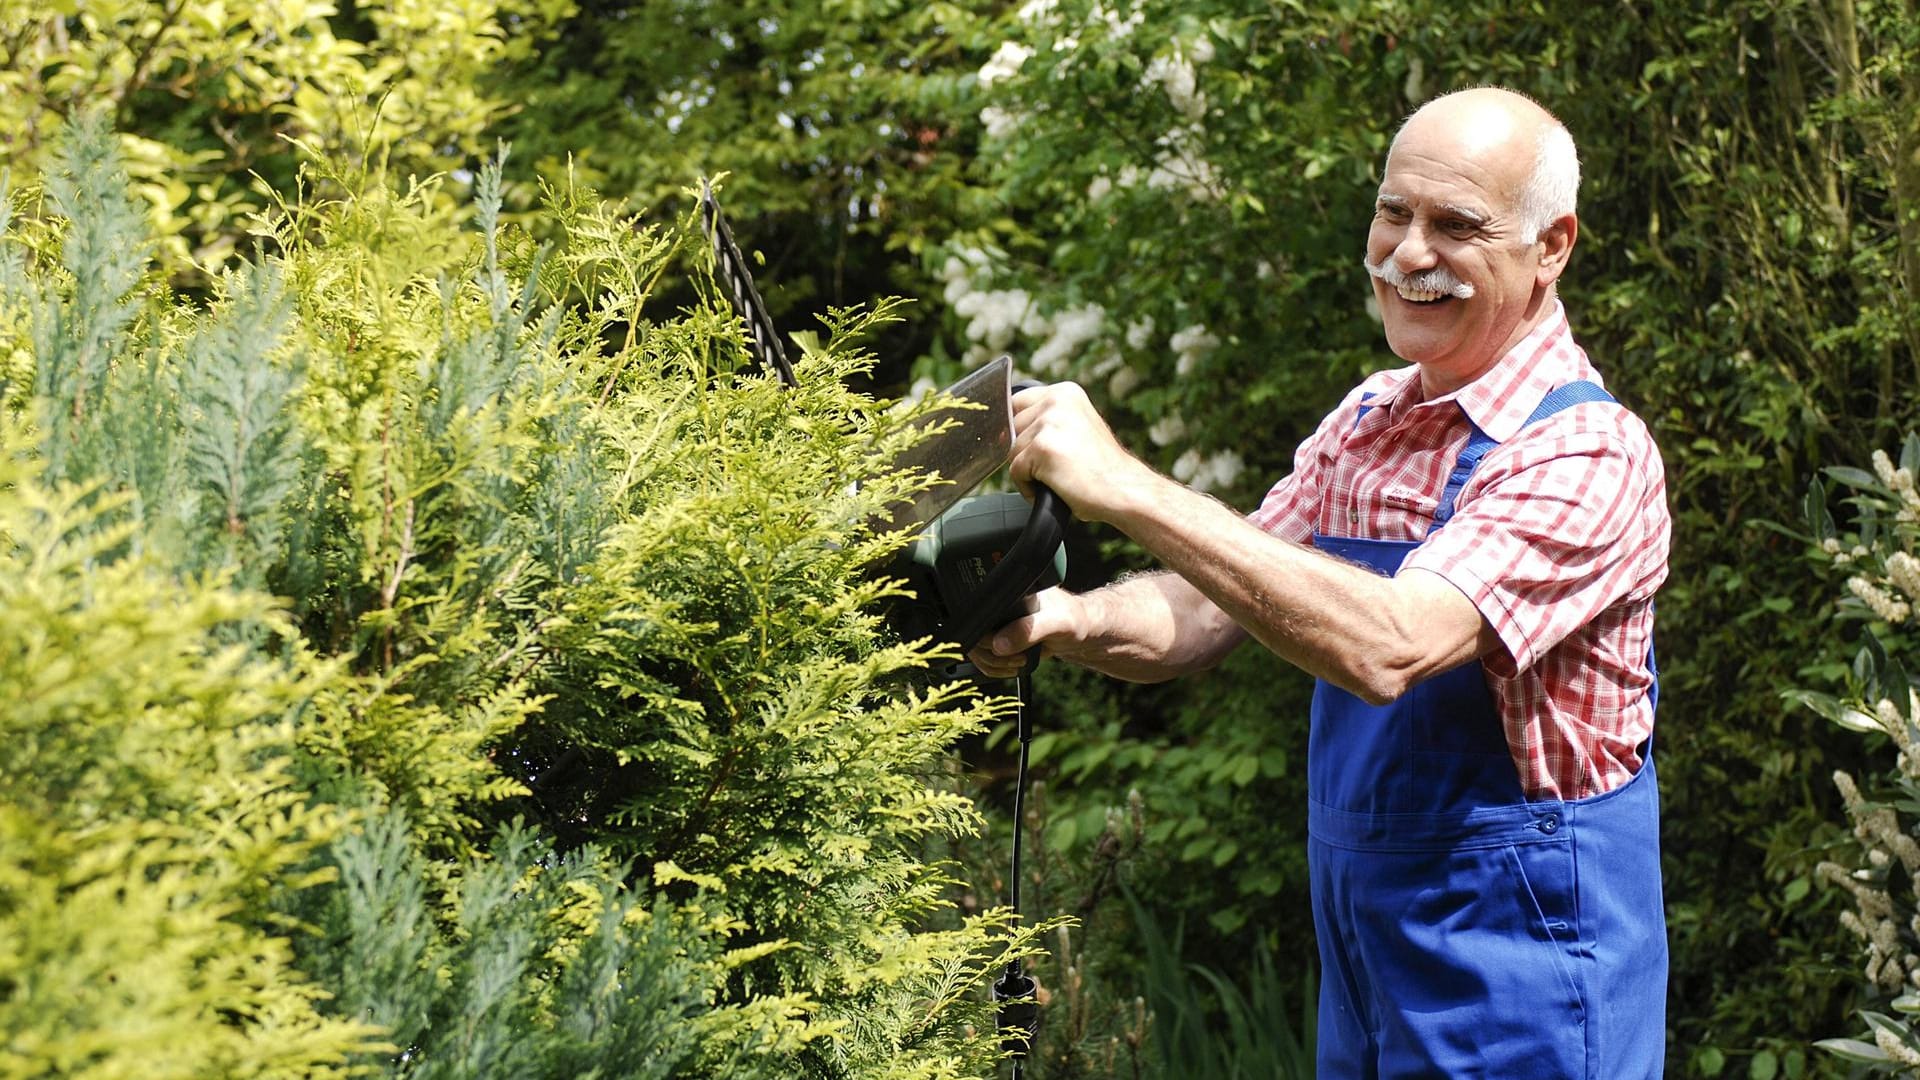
[1536,213,1577,287]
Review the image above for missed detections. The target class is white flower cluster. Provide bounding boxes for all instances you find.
[1834,446,1920,618]
[1018,0,1058,25]
[1090,2,1144,38]
[1151,130,1223,200]
[1085,116,1223,203]
[939,251,1124,382]
[1403,54,1426,104]
[1824,536,1872,565]
[979,106,1023,141]
[942,250,1036,356]
[1142,34,1213,121]
[1889,551,1920,603]
[1169,323,1219,376]
[1147,412,1186,447]
[1030,303,1107,377]
[976,11,1224,205]
[1172,447,1245,493]
[1873,448,1920,523]
[1848,574,1910,624]
[1813,447,1920,1064]
[978,41,1034,87]
[1124,316,1156,350]
[934,250,1245,493]
[1085,150,1222,204]
[1821,763,1920,1037]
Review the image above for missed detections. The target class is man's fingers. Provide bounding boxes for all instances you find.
[985,613,1037,656]
[967,651,1025,680]
[965,608,1040,675]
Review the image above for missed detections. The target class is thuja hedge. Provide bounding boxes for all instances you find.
[0,116,1038,1079]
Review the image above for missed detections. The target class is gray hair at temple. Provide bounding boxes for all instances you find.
[1516,120,1580,245]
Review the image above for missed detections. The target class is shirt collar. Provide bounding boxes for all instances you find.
[1365,301,1590,442]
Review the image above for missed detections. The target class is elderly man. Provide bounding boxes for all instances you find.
[971,87,1670,1078]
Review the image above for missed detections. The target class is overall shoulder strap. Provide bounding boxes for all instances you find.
[1353,391,1379,427]
[1428,380,1616,533]
[1525,379,1615,426]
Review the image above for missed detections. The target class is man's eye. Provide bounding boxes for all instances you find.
[1442,219,1479,237]
[1378,205,1410,222]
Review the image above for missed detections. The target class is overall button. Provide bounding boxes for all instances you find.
[1537,813,1560,834]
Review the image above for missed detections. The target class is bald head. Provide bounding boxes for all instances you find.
[1390,88,1579,244]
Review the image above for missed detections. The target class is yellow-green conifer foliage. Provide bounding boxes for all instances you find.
[0,116,1039,1077]
[0,438,378,1073]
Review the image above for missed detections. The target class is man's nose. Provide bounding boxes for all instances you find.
[1391,224,1438,273]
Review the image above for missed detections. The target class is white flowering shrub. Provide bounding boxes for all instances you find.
[1795,437,1920,1072]
[927,0,1428,505]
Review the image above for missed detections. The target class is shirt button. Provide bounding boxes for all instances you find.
[1349,508,1360,523]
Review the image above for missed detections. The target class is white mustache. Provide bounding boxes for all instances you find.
[1363,255,1476,300]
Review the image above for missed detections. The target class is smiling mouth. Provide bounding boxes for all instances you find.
[1394,284,1454,304]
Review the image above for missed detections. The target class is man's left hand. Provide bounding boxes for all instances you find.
[1008,382,1161,525]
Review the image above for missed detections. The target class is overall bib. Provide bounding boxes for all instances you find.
[1307,382,1666,1079]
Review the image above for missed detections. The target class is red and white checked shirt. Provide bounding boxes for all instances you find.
[1247,302,1670,800]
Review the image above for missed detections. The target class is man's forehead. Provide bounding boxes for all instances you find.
[1401,94,1528,155]
[1382,98,1538,202]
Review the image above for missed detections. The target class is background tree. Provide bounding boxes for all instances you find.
[494,0,1003,382]
[0,0,571,271]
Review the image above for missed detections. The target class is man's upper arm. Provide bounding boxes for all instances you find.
[1396,566,1506,669]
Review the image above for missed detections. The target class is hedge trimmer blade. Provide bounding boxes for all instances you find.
[700,180,798,388]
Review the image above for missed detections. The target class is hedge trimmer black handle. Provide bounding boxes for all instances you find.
[939,482,1070,665]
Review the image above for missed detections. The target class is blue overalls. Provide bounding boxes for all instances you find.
[1307,381,1666,1079]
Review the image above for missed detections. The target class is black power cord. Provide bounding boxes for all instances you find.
[991,674,1041,1078]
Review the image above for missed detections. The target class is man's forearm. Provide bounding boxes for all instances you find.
[1050,570,1246,683]
[1105,472,1486,703]
[997,381,1489,695]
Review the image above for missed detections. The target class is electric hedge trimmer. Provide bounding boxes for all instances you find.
[700,181,1062,1075]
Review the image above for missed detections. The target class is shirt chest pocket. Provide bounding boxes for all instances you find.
[1376,484,1440,532]
[1319,483,1440,538]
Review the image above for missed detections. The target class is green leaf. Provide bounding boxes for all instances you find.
[1861,1011,1917,1051]
[1780,689,1878,732]
[1027,731,1059,766]
[1814,1037,1890,1064]
[1824,465,1888,493]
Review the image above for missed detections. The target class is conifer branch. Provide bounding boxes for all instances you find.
[379,499,415,671]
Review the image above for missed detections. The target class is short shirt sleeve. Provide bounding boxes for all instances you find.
[1399,404,1670,676]
[1248,380,1391,543]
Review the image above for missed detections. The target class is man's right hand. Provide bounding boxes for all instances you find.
[967,586,1086,680]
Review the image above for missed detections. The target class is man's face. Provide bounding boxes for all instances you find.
[1365,125,1549,394]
